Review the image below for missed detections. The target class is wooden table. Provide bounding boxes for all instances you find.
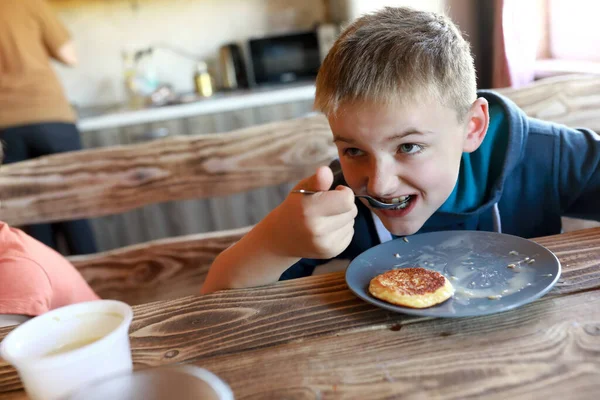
[2,228,600,399]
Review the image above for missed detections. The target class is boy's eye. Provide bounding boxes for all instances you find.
[344,147,364,157]
[398,144,423,154]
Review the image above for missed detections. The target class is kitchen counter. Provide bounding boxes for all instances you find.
[76,82,316,132]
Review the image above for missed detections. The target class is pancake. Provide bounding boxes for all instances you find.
[369,267,454,308]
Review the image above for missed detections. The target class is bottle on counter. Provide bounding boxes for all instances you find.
[122,51,152,109]
[122,52,143,109]
[194,61,214,98]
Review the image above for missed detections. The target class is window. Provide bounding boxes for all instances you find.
[535,0,600,78]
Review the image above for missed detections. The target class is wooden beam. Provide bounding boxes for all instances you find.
[68,226,251,305]
[497,74,600,132]
[0,114,337,226]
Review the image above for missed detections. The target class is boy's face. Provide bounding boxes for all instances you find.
[328,96,488,236]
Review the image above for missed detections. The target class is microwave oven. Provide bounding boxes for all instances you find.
[248,24,338,86]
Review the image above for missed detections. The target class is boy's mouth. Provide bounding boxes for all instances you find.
[378,195,413,210]
[375,195,418,218]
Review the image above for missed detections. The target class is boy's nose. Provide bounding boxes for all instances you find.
[366,163,399,197]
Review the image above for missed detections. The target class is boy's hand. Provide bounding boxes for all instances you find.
[267,166,358,259]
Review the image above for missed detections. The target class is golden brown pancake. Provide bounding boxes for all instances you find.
[369,267,454,308]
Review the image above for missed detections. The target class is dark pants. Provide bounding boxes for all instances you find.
[1,122,97,255]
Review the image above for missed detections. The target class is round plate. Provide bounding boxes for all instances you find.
[345,231,561,318]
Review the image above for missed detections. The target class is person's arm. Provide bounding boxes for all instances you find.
[0,256,52,318]
[34,0,77,66]
[0,315,30,328]
[201,166,357,294]
[56,40,78,66]
[557,126,600,221]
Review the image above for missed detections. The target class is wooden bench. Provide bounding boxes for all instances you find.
[1,74,598,305]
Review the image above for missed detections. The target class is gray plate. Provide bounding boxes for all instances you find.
[345,230,561,318]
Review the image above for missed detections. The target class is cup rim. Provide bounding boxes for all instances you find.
[62,365,235,400]
[0,300,133,368]
[176,366,234,400]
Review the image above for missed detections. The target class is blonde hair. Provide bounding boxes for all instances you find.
[315,7,476,120]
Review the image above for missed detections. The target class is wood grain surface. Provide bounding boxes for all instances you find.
[1,228,600,399]
[195,289,600,400]
[497,74,600,132]
[533,228,600,295]
[68,226,250,305]
[0,114,336,227]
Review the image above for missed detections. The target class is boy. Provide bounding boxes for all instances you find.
[201,7,600,294]
[0,145,99,327]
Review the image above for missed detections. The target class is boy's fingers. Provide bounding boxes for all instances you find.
[293,166,334,193]
[328,224,355,255]
[314,208,356,234]
[292,166,355,216]
[334,184,355,196]
[314,190,356,216]
[339,225,355,247]
[314,166,334,191]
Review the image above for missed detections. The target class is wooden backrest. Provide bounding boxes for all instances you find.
[0,114,336,227]
[3,75,597,227]
[1,74,599,305]
[496,74,600,131]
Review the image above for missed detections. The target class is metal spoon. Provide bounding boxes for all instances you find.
[291,189,410,210]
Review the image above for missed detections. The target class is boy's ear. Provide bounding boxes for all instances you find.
[462,97,489,153]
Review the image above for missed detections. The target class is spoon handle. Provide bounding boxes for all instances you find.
[291,189,320,195]
[291,189,366,200]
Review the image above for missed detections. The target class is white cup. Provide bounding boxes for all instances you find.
[0,300,133,400]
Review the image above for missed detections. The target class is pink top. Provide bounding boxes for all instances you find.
[0,222,99,316]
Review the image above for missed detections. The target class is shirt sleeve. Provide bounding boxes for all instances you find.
[557,126,600,221]
[0,256,52,317]
[280,258,328,280]
[33,0,72,59]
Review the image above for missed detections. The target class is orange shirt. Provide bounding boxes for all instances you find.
[0,222,99,316]
[0,0,76,129]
